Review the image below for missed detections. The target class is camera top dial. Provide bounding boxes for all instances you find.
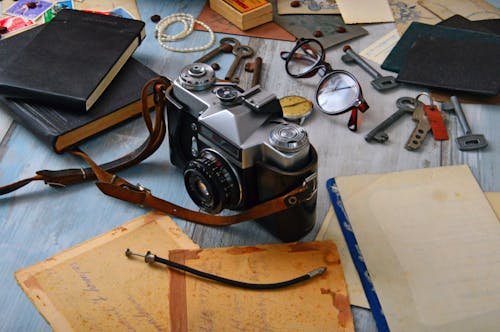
[269,123,309,153]
[179,63,216,91]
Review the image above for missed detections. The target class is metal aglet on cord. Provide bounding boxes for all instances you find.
[125,249,327,290]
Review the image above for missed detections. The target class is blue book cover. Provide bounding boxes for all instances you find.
[326,178,390,332]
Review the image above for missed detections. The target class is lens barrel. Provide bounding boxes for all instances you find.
[184,149,242,214]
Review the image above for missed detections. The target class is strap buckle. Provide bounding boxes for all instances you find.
[285,172,318,207]
[120,182,151,194]
[302,172,318,201]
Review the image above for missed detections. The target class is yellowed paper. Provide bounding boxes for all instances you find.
[169,241,354,332]
[486,192,500,220]
[359,29,400,65]
[337,0,394,23]
[331,165,500,331]
[389,0,441,35]
[277,0,340,15]
[15,212,198,332]
[317,191,500,310]
[419,0,500,20]
[317,208,369,308]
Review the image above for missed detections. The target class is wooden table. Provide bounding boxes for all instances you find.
[0,1,498,331]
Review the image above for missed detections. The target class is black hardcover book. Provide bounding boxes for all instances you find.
[0,26,157,153]
[0,9,146,112]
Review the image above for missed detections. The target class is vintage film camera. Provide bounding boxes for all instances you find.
[165,63,318,241]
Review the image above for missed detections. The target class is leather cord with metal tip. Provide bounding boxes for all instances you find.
[125,249,327,290]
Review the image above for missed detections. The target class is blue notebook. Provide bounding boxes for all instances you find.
[326,177,390,332]
[325,165,500,332]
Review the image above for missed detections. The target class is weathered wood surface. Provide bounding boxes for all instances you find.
[0,1,498,331]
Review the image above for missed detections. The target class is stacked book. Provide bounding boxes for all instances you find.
[0,9,157,153]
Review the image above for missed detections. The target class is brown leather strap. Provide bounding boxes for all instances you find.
[0,77,316,226]
[73,147,315,226]
[0,76,169,194]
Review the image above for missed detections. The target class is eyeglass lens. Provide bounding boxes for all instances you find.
[287,40,323,77]
[316,72,359,115]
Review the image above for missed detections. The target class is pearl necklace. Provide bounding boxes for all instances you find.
[155,13,215,53]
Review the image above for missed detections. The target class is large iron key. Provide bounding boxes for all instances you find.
[225,45,254,82]
[194,37,240,63]
[405,99,431,151]
[342,45,398,91]
[365,97,416,143]
[442,96,488,151]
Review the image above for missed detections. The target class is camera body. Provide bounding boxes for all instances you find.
[165,63,317,241]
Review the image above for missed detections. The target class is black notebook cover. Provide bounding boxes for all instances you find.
[0,26,157,153]
[395,36,500,96]
[437,15,500,35]
[0,9,145,112]
[381,22,500,74]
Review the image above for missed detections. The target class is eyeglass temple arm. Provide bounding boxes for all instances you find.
[347,100,369,132]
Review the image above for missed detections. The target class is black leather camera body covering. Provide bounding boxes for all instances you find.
[164,63,317,241]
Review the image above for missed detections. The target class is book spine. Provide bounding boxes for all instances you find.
[0,98,60,152]
[326,178,390,332]
[0,84,87,112]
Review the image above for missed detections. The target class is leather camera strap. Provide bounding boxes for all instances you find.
[0,77,316,226]
[0,77,169,195]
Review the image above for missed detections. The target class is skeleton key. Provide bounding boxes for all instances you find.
[244,56,263,87]
[194,37,239,64]
[405,99,432,151]
[365,97,417,143]
[225,45,254,82]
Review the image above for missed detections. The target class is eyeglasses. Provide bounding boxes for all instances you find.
[281,38,369,131]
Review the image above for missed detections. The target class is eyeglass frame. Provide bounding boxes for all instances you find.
[283,38,333,78]
[281,38,369,131]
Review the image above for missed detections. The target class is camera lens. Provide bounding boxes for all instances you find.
[195,180,210,198]
[184,149,242,214]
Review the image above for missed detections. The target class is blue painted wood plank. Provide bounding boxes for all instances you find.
[0,0,498,331]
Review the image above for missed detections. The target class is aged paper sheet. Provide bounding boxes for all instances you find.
[169,241,354,332]
[360,29,400,65]
[15,212,198,332]
[277,0,340,14]
[326,165,500,331]
[336,0,394,23]
[389,0,440,34]
[419,0,500,20]
[317,191,500,310]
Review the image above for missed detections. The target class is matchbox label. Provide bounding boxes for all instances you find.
[223,0,268,12]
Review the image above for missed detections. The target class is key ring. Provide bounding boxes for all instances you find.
[415,92,434,109]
